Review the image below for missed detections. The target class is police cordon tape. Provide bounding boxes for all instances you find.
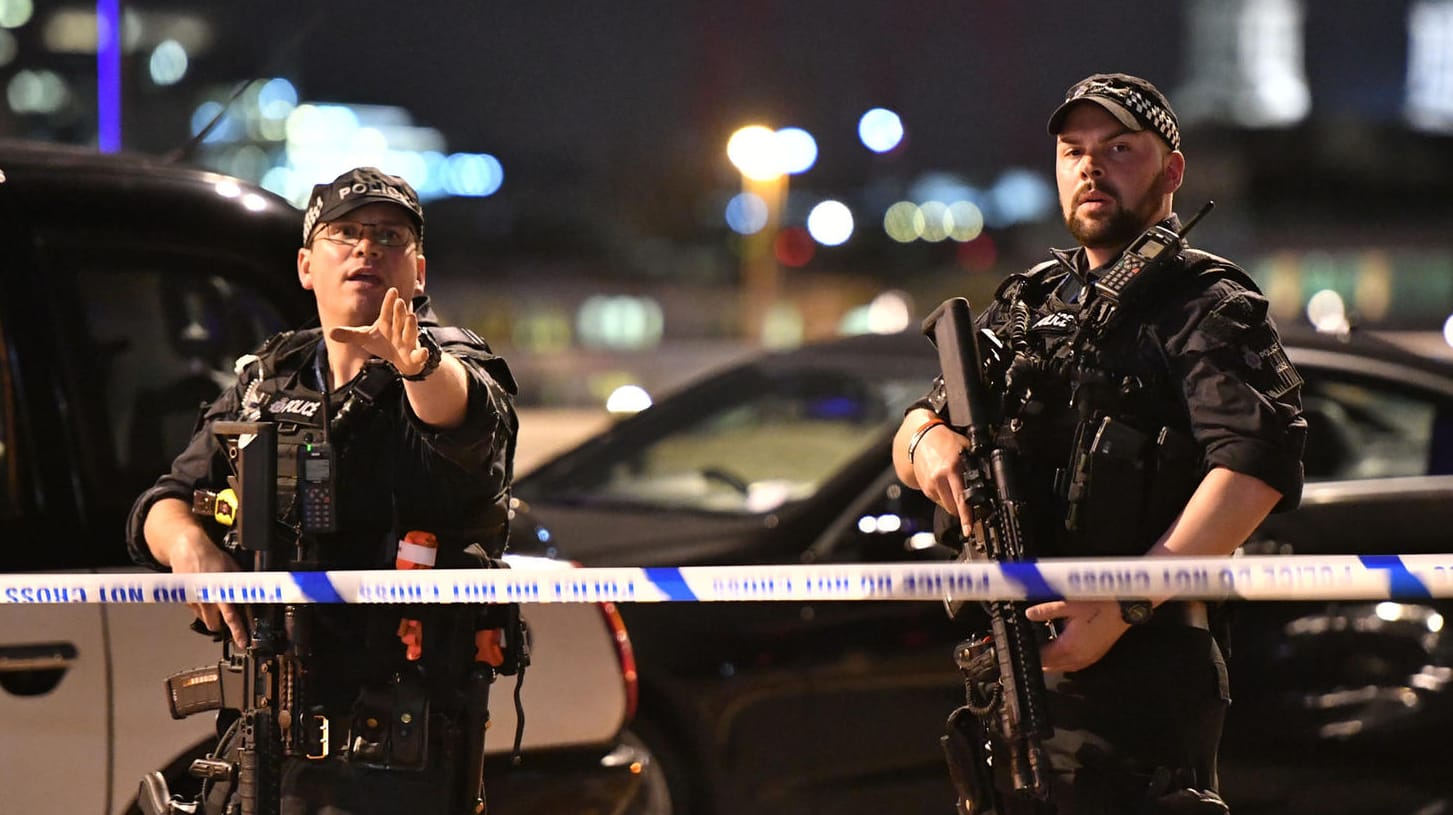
[2,554,1451,606]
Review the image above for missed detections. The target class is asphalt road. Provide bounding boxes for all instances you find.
[515,408,614,475]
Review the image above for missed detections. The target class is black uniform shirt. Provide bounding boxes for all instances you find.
[918,222,1305,556]
[124,296,517,701]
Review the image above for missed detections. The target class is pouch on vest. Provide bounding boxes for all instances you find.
[1140,427,1201,545]
[1066,415,1151,556]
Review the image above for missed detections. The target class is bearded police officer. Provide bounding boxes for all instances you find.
[127,167,518,814]
[894,74,1306,813]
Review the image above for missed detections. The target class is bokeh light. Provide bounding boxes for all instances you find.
[945,201,985,242]
[443,152,504,197]
[725,192,769,235]
[1306,289,1350,334]
[257,78,298,120]
[774,226,816,267]
[866,291,912,334]
[775,127,818,174]
[956,235,999,273]
[917,201,950,243]
[762,302,805,349]
[988,168,1056,226]
[858,107,904,153]
[883,201,921,243]
[577,295,664,350]
[6,69,67,114]
[807,199,854,246]
[149,39,188,86]
[0,0,33,29]
[727,125,784,181]
[606,385,653,415]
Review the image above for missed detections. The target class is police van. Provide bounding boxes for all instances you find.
[0,141,655,814]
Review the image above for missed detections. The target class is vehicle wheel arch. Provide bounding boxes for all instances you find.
[629,679,716,815]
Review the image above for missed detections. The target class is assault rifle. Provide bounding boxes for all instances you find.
[141,419,516,815]
[924,298,1054,815]
[141,422,304,815]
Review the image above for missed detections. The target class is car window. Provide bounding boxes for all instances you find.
[541,369,925,514]
[50,253,289,500]
[1300,369,1453,481]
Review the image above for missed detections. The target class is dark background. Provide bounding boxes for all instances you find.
[3,0,1451,405]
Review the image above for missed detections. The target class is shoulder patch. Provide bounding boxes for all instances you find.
[1251,335,1303,399]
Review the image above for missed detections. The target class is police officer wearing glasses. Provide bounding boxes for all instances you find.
[128,167,518,814]
[894,74,1306,813]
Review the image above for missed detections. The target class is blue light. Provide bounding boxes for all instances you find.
[775,127,818,174]
[724,192,769,235]
[987,168,1055,227]
[96,0,121,152]
[257,78,298,118]
[858,108,904,153]
[443,152,504,197]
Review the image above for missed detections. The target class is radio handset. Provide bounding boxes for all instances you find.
[298,437,337,533]
[1092,201,1214,307]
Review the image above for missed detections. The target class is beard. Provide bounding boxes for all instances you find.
[1063,170,1166,252]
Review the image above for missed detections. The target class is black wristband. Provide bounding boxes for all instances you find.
[397,330,442,381]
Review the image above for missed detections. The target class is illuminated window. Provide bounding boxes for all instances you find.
[576,296,663,350]
[1178,0,1310,127]
[1407,0,1453,132]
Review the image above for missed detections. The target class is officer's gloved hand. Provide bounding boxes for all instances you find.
[1149,788,1230,815]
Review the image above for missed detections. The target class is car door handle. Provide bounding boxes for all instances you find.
[0,642,79,696]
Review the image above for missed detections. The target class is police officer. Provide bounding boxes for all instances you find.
[893,74,1305,813]
[127,167,518,814]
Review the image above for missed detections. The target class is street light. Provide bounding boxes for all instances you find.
[727,125,789,344]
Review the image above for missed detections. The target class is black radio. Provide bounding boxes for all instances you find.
[297,437,337,533]
[1093,200,1214,306]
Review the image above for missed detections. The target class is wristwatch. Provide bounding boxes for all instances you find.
[1118,598,1154,626]
[397,330,443,381]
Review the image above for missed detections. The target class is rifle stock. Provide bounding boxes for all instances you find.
[924,298,1054,812]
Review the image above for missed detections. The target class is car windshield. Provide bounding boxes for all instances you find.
[528,365,929,514]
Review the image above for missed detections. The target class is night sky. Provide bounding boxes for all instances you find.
[178,1,1412,181]
[31,0,1429,273]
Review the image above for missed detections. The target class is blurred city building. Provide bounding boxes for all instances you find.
[2,0,1452,409]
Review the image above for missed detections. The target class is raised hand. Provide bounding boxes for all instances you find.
[327,287,429,376]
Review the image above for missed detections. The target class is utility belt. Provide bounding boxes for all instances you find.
[165,661,467,770]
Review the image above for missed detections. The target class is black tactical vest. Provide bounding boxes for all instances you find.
[977,249,1260,558]
[233,327,512,570]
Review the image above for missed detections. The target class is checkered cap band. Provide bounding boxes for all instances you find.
[301,167,424,246]
[1068,77,1180,151]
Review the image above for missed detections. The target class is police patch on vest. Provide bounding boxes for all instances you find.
[1031,311,1077,333]
[268,397,322,419]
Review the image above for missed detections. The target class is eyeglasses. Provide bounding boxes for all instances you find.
[313,221,416,249]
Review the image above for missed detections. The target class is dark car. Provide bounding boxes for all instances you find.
[514,326,1453,815]
[0,141,654,815]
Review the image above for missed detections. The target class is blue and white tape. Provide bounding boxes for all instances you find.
[2,555,1452,606]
